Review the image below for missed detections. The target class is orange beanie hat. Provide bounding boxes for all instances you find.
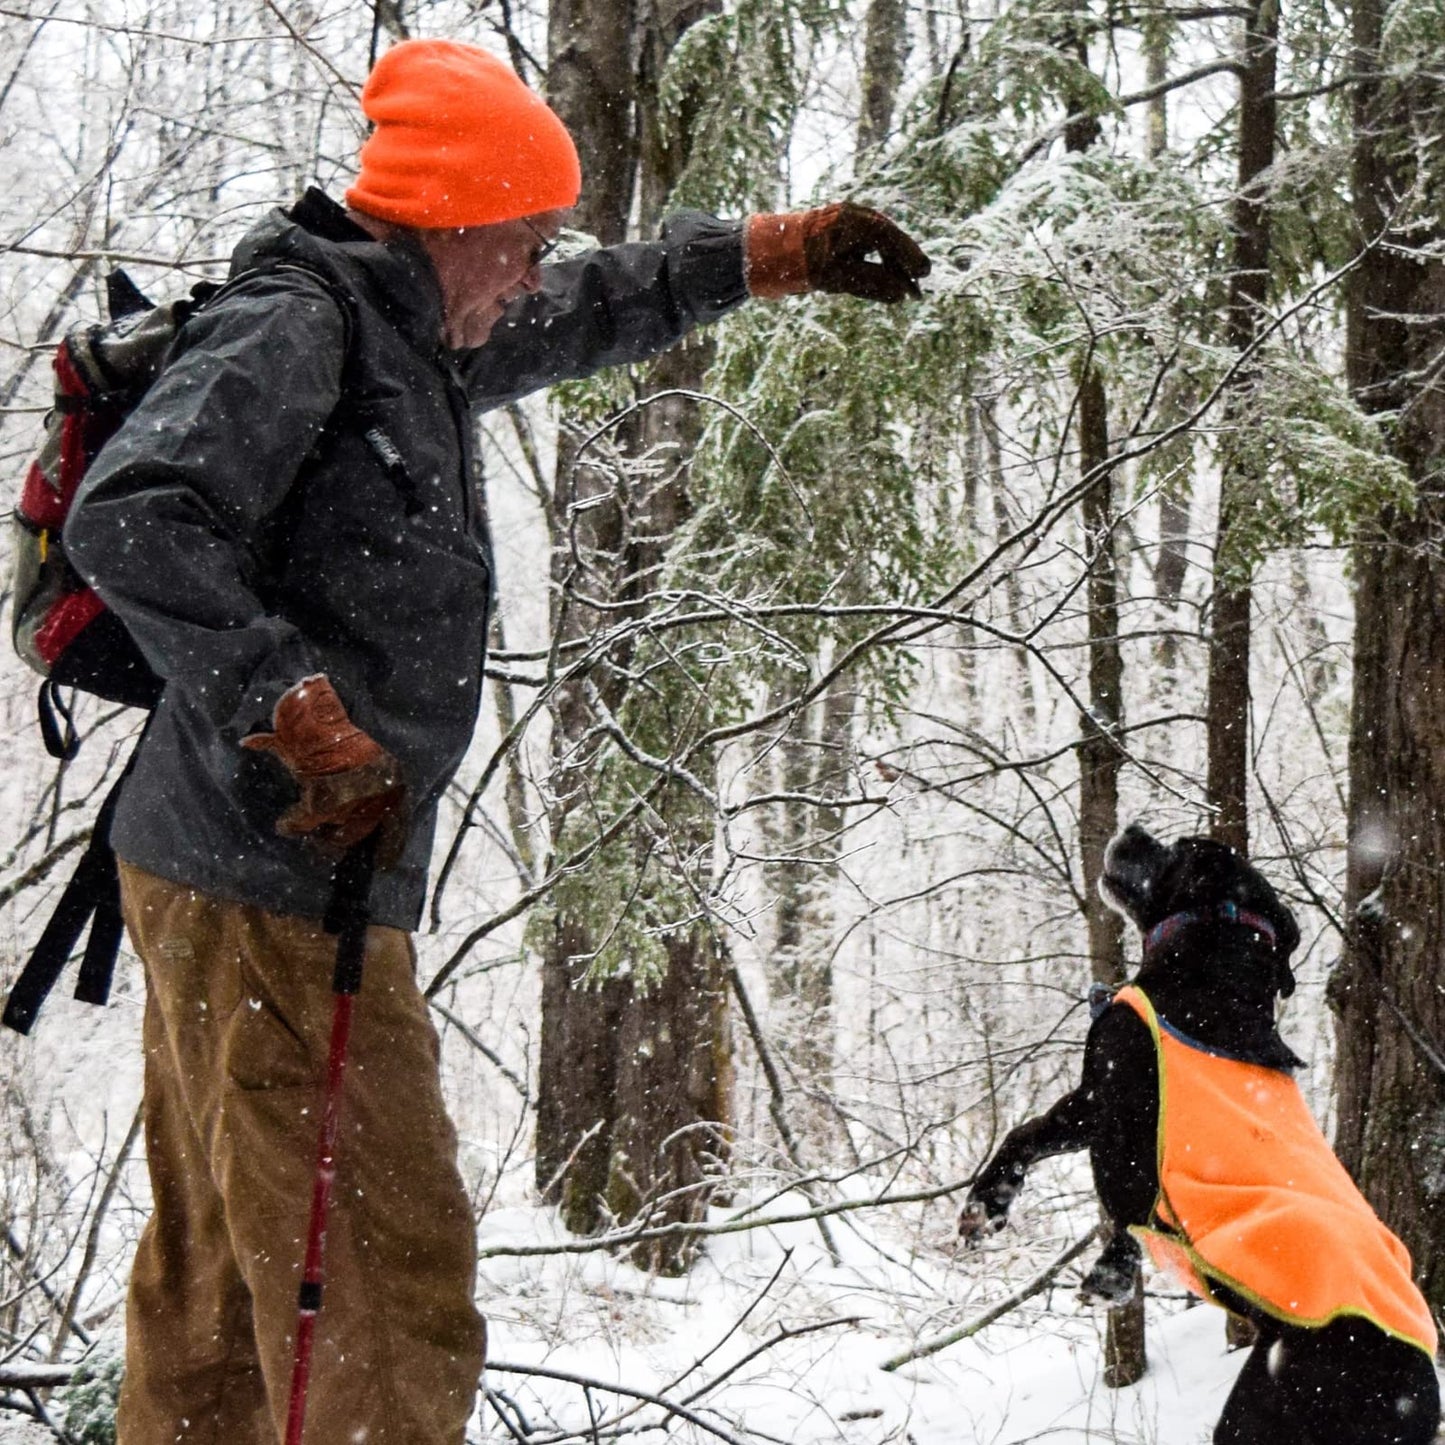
[346,39,581,229]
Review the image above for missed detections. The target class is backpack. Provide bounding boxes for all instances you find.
[11,270,225,754]
[4,262,346,1034]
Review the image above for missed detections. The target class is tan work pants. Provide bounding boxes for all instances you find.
[116,861,486,1445]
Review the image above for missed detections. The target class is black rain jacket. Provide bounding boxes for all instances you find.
[65,189,746,929]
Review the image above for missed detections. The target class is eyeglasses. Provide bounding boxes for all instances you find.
[522,218,558,267]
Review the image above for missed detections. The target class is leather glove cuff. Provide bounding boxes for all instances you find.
[746,202,931,304]
[745,211,813,299]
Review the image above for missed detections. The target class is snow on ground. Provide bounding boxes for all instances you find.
[476,1195,1253,1445]
[6,1187,1443,1442]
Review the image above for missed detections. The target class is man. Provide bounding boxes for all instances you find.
[65,37,929,1445]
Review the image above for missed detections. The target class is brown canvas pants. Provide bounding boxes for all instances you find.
[116,861,487,1445]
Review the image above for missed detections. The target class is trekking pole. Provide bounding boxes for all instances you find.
[284,834,378,1445]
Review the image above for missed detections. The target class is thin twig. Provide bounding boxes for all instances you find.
[479,1175,971,1259]
[879,1229,1100,1371]
[727,967,841,1265]
[49,1104,142,1363]
[486,1361,747,1445]
[432,1003,530,1098]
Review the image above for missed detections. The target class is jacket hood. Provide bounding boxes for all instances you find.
[230,187,445,356]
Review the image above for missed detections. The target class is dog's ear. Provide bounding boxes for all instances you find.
[1099,824,1172,929]
[1269,902,1301,997]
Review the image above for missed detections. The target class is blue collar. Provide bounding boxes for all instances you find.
[1144,902,1277,956]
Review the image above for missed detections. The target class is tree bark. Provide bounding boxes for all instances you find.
[1206,0,1277,856]
[857,0,908,154]
[1335,0,1445,1316]
[546,0,637,245]
[1077,366,1125,987]
[1077,357,1144,1391]
[535,0,733,1269]
[1205,0,1279,1352]
[1064,28,1143,1384]
[767,671,855,1095]
[1143,5,1192,674]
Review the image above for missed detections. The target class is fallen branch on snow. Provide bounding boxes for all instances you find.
[477,1175,971,1259]
[0,1362,76,1389]
[486,1360,748,1445]
[879,1228,1100,1371]
[485,1315,858,1445]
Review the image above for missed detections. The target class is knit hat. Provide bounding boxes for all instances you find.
[346,39,581,229]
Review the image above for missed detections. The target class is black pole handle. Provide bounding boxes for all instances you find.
[322,834,377,995]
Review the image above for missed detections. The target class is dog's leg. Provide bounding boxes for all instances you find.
[1077,1226,1141,1306]
[959,1087,1096,1242]
[1214,1336,1296,1445]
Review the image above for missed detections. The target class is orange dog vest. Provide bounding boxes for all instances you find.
[1116,985,1437,1355]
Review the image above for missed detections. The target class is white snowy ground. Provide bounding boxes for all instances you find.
[474,1196,1267,1445]
[6,1179,1442,1443]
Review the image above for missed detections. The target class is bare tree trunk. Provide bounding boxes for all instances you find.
[1077,323,1144,1396]
[1142,9,1193,681]
[547,0,637,245]
[981,402,1037,730]
[1206,0,1277,857]
[1077,368,1124,987]
[1206,0,1279,1351]
[1144,19,1190,661]
[535,0,649,1235]
[857,0,908,154]
[607,931,734,1271]
[767,671,855,1095]
[1335,0,1445,1317]
[535,0,733,1268]
[1063,30,1144,1383]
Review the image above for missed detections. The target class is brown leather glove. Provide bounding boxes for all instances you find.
[242,674,407,863]
[745,202,931,303]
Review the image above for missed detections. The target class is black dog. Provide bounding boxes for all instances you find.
[959,824,1441,1445]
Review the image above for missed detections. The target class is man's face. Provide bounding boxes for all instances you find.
[419,209,566,349]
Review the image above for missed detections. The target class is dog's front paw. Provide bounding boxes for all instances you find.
[957,1198,1008,1248]
[1078,1251,1141,1307]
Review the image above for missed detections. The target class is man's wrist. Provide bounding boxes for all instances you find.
[744,212,812,299]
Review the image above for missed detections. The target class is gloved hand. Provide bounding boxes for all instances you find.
[746,201,931,303]
[242,674,407,863]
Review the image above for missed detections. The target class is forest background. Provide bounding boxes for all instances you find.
[0,0,1442,1439]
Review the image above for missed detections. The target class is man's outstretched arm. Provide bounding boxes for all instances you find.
[462,204,929,407]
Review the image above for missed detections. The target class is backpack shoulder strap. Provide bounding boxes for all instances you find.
[197,258,356,362]
[2,759,132,1035]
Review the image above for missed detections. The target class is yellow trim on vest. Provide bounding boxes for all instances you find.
[1115,984,1437,1357]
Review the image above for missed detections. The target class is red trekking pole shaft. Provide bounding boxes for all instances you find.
[284,837,376,1445]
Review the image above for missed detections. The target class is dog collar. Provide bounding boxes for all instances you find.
[1144,901,1277,956]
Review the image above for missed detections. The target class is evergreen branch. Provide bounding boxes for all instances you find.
[696,237,1380,760]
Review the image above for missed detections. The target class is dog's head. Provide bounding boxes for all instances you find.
[1100,823,1300,996]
